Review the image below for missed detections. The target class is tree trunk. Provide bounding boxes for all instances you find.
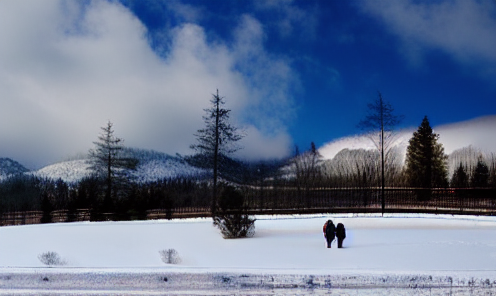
[380,94,385,216]
[212,90,220,215]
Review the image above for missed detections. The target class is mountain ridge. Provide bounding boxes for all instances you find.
[1,116,494,183]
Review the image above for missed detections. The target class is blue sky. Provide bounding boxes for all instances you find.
[0,0,495,169]
[121,0,496,139]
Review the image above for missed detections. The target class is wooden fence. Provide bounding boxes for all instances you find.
[1,188,495,226]
[241,187,496,214]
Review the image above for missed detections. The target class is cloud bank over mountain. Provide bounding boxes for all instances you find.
[0,1,295,169]
[319,115,496,160]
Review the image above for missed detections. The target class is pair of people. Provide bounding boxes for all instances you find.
[322,220,346,248]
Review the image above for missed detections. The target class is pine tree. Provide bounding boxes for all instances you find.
[451,163,469,188]
[190,90,243,215]
[40,192,53,224]
[88,121,137,213]
[471,156,489,188]
[405,116,448,190]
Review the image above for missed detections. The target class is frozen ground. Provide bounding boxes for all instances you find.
[1,214,496,295]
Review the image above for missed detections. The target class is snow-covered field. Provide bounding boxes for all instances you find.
[1,214,496,295]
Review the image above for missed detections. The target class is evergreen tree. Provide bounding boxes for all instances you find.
[471,156,489,188]
[451,163,468,188]
[213,185,255,238]
[87,121,137,212]
[190,90,243,215]
[40,192,53,224]
[54,178,69,210]
[405,116,448,190]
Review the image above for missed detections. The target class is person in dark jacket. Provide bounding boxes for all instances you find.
[336,223,346,248]
[323,220,335,248]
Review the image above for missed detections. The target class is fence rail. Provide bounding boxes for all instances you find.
[1,188,495,226]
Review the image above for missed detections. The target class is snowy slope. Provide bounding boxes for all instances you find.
[319,115,496,160]
[33,159,91,183]
[31,149,207,184]
[131,158,207,183]
[0,158,29,180]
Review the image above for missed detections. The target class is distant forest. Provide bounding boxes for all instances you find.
[0,143,494,223]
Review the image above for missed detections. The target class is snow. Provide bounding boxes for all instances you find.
[31,157,206,184]
[131,158,206,183]
[33,160,91,183]
[1,214,496,294]
[318,115,496,161]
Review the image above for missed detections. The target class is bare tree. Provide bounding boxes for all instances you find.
[190,90,243,214]
[358,92,403,215]
[292,142,323,203]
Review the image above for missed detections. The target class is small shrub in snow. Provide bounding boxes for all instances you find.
[214,214,255,239]
[38,251,66,267]
[159,249,181,264]
[214,185,255,239]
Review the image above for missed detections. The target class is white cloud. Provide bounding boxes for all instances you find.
[358,0,496,67]
[0,0,295,168]
[235,125,292,161]
[231,15,298,133]
[435,115,496,155]
[167,1,204,23]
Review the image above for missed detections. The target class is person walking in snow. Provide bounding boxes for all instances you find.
[323,220,335,248]
[336,223,346,248]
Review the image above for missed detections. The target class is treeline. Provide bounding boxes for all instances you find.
[289,144,496,190]
[1,143,494,221]
[0,155,282,221]
[0,174,211,221]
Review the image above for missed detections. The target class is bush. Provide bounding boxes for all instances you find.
[38,252,66,267]
[214,214,255,239]
[214,185,255,239]
[159,249,181,264]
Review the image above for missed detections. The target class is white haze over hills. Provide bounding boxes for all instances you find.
[319,115,496,161]
[0,115,494,183]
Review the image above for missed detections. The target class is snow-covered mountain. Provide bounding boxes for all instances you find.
[31,149,207,184]
[319,115,496,161]
[2,116,494,184]
[33,159,92,183]
[0,158,29,179]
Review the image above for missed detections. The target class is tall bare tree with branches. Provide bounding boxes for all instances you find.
[292,142,323,204]
[191,90,243,215]
[358,92,403,215]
